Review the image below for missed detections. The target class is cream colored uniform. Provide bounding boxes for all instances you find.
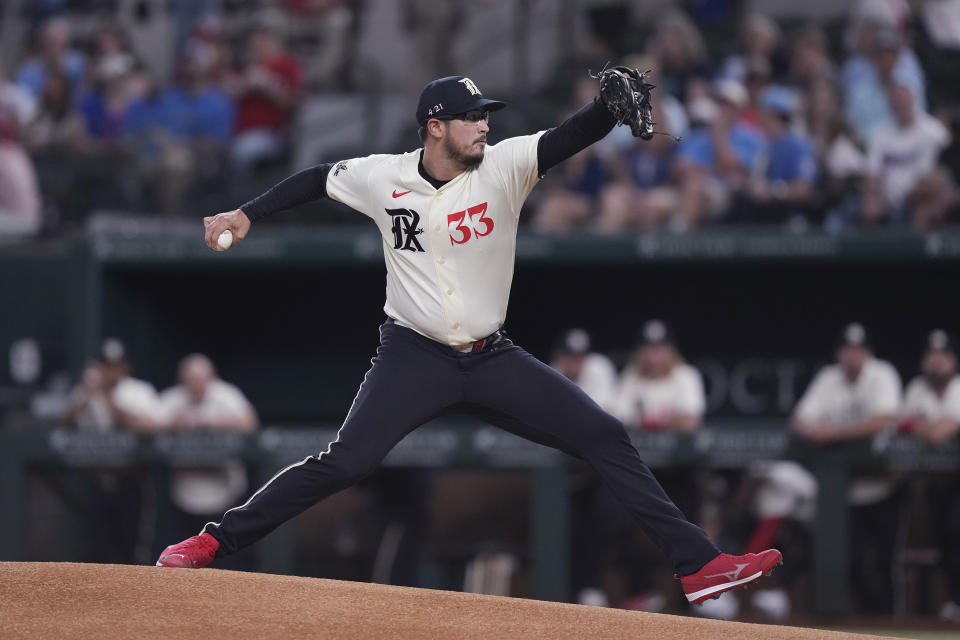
[903,376,960,422]
[325,133,545,348]
[794,358,902,427]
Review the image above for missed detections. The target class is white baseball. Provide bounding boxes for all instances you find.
[217,229,233,250]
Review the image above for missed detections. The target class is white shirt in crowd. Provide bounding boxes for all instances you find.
[902,375,960,422]
[795,357,902,505]
[561,353,619,413]
[795,357,902,426]
[159,379,255,515]
[73,376,161,432]
[614,363,705,428]
[325,132,545,348]
[159,379,255,428]
[867,112,950,208]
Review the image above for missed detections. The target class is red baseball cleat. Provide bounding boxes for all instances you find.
[155,532,219,568]
[677,549,783,604]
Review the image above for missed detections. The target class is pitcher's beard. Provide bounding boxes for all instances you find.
[444,137,484,169]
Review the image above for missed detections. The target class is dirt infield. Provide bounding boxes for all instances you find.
[2,562,891,639]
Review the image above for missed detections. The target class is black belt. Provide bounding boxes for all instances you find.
[464,328,506,353]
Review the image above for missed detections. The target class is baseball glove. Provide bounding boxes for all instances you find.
[594,64,657,140]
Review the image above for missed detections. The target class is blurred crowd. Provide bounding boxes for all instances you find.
[64,338,258,566]
[534,0,960,233]
[550,319,960,622]
[2,0,960,235]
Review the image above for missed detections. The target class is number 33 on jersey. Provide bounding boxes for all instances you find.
[323,132,545,347]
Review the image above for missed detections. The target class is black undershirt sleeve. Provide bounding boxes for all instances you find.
[240,163,333,222]
[536,99,616,177]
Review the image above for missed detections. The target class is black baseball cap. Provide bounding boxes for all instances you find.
[638,319,675,347]
[415,76,506,126]
[836,322,872,349]
[552,328,592,356]
[926,329,957,355]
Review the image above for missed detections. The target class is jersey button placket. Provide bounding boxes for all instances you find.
[429,191,468,343]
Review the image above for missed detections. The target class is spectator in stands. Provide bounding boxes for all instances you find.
[738,86,817,226]
[899,330,960,622]
[24,65,90,224]
[674,79,764,230]
[281,0,356,90]
[791,322,902,614]
[788,24,836,88]
[77,37,141,147]
[738,57,772,134]
[615,319,705,432]
[900,329,960,444]
[159,353,257,561]
[646,10,709,103]
[717,13,787,86]
[182,15,231,86]
[532,76,612,233]
[64,361,112,431]
[228,23,304,174]
[843,23,926,146]
[860,83,952,226]
[24,65,87,154]
[62,338,163,564]
[15,16,86,100]
[938,107,960,223]
[804,79,867,228]
[64,338,164,434]
[548,328,618,413]
[594,54,686,233]
[122,41,234,216]
[0,105,42,237]
[0,63,37,130]
[579,0,632,60]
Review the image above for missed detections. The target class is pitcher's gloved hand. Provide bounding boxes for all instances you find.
[594,64,657,140]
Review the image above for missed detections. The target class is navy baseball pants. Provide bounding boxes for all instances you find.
[204,318,719,575]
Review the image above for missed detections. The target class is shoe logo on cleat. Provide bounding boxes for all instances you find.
[704,563,749,582]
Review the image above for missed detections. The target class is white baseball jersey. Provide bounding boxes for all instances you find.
[794,358,902,426]
[614,363,705,428]
[325,133,545,347]
[550,352,619,413]
[902,375,960,422]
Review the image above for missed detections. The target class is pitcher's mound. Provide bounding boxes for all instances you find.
[1,562,888,639]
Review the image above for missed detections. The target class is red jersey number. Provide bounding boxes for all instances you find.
[447,210,471,245]
[467,202,493,237]
[447,202,492,246]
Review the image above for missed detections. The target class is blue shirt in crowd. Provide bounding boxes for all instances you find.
[123,87,233,154]
[15,51,86,99]
[678,123,764,177]
[764,132,817,184]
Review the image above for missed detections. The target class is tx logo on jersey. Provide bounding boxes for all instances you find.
[386,208,424,252]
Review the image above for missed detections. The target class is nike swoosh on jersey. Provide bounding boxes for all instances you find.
[392,189,411,198]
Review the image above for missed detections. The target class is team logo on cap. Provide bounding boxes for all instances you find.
[459,78,481,95]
